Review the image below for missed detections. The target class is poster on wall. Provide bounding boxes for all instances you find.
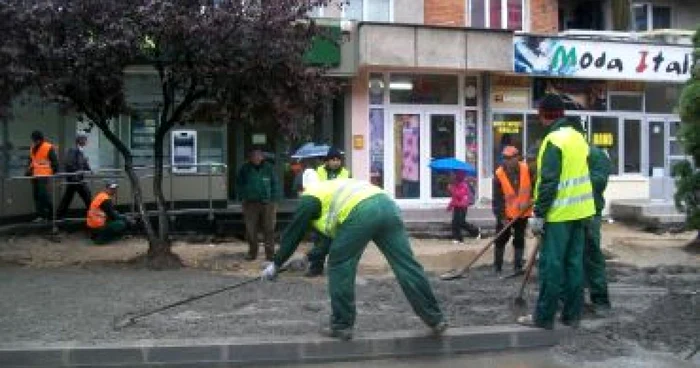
[514,35,693,82]
[369,109,384,188]
[533,78,607,111]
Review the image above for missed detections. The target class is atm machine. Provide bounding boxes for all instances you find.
[171,130,197,174]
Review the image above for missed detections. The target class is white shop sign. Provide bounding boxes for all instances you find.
[514,36,693,82]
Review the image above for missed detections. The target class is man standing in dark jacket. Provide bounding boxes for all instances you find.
[236,147,280,261]
[57,133,92,219]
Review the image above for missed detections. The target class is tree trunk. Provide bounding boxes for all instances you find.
[95,119,182,269]
[153,128,170,242]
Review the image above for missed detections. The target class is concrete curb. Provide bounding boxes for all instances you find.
[0,325,571,367]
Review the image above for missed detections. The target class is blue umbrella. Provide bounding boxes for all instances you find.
[429,158,477,176]
[291,143,331,159]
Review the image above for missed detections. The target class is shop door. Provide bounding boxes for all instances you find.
[667,120,689,201]
[387,111,458,202]
[648,120,666,200]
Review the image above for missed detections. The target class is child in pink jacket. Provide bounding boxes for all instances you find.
[447,171,481,244]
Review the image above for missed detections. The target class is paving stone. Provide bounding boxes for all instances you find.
[68,346,144,366]
[146,345,223,364]
[0,349,65,367]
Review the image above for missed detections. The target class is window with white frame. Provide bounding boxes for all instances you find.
[313,0,391,21]
[633,3,671,31]
[468,0,524,30]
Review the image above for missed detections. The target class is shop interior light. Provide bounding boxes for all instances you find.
[389,82,413,90]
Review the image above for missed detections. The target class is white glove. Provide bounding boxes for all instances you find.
[528,217,545,236]
[261,262,278,281]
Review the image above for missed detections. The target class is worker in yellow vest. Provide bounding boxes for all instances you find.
[86,181,127,245]
[517,94,595,329]
[492,145,533,276]
[261,173,446,340]
[305,147,351,277]
[26,130,59,222]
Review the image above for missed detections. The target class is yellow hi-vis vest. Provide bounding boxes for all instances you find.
[535,127,595,222]
[303,179,383,237]
[316,166,350,180]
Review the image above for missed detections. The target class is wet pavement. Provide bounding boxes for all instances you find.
[260,348,699,368]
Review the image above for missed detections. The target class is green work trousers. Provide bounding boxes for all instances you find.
[307,232,331,274]
[91,219,127,245]
[32,178,54,219]
[327,194,445,331]
[584,215,610,308]
[534,219,587,328]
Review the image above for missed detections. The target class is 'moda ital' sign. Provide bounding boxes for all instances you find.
[514,35,693,82]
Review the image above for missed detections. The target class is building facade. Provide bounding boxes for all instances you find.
[0,0,697,219]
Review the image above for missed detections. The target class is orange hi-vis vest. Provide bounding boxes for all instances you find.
[87,192,111,229]
[29,141,54,176]
[495,162,533,219]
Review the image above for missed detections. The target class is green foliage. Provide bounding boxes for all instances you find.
[673,26,700,230]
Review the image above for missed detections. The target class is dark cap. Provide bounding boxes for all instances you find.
[325,146,343,160]
[537,93,565,111]
[31,130,44,141]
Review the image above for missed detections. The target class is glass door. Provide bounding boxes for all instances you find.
[391,112,422,199]
[648,119,666,200]
[388,110,459,202]
[429,114,456,198]
[667,120,688,201]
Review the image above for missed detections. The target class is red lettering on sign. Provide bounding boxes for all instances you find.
[636,51,649,73]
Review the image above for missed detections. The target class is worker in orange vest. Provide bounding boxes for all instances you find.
[492,145,533,276]
[86,181,127,245]
[26,130,59,222]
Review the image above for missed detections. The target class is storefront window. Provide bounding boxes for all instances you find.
[389,74,459,105]
[623,119,641,174]
[645,84,681,114]
[590,116,619,175]
[369,73,385,105]
[609,94,643,111]
[430,114,456,198]
[369,108,384,188]
[533,78,607,111]
[465,76,479,107]
[130,110,158,167]
[393,114,421,199]
[492,113,524,169]
[525,114,545,164]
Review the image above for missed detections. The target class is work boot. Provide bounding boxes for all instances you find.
[304,268,323,278]
[430,321,448,336]
[246,244,259,261]
[516,315,553,330]
[320,327,353,341]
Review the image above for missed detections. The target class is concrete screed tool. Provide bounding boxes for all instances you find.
[440,206,532,281]
[512,235,542,315]
[112,263,300,329]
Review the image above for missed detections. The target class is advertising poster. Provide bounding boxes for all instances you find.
[514,35,693,82]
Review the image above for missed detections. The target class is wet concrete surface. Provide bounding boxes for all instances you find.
[0,262,698,365]
[258,348,699,368]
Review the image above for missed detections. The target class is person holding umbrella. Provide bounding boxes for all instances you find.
[447,170,481,243]
[429,158,480,244]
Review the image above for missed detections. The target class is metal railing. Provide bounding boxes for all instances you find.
[2,163,227,232]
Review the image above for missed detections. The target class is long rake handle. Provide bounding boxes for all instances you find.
[124,276,261,324]
[457,206,532,275]
[517,236,542,298]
